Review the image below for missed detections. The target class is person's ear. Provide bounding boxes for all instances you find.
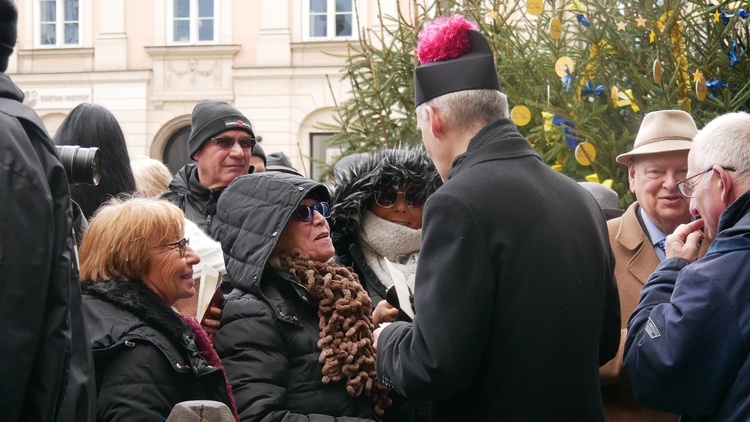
[715,165,734,205]
[426,106,444,139]
[627,161,637,193]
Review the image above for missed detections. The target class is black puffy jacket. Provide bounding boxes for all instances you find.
[214,172,375,421]
[160,163,225,239]
[82,279,235,421]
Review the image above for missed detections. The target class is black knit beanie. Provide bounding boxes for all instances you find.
[0,0,18,73]
[188,100,255,159]
[252,142,266,165]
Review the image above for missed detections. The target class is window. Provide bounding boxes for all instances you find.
[163,126,191,173]
[170,0,217,44]
[305,0,355,40]
[39,0,79,46]
[310,133,336,181]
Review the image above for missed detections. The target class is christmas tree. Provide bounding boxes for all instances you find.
[321,0,749,205]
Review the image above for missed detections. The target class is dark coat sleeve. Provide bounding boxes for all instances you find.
[376,192,495,397]
[624,258,744,415]
[599,248,621,366]
[96,342,187,421]
[215,295,373,422]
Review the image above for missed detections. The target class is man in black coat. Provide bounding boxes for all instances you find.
[374,15,620,421]
[0,1,95,419]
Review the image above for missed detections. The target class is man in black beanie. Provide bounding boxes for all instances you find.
[0,1,95,420]
[161,99,256,239]
[374,15,619,421]
[249,141,267,172]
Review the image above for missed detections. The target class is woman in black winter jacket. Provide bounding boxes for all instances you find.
[214,172,390,421]
[330,147,441,327]
[329,147,441,422]
[78,197,238,421]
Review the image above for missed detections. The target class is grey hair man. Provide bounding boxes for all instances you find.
[374,14,620,421]
[624,112,750,419]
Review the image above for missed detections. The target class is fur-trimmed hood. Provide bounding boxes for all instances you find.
[329,146,441,262]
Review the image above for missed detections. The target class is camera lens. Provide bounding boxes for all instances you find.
[55,145,101,185]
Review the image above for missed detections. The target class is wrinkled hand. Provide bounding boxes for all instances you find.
[372,300,398,328]
[201,306,222,343]
[665,219,705,262]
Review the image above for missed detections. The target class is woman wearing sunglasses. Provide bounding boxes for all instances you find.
[77,197,238,421]
[330,147,441,327]
[214,172,390,421]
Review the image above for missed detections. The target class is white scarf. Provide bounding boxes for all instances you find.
[358,210,421,290]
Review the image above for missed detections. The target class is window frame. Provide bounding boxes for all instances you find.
[35,0,81,48]
[167,0,219,45]
[302,0,358,41]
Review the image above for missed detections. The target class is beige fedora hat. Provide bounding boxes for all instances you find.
[616,110,698,164]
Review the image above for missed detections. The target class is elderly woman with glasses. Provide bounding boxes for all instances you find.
[214,172,391,421]
[330,147,441,328]
[78,197,238,421]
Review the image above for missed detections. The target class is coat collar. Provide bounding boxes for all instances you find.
[448,118,540,180]
[612,202,661,285]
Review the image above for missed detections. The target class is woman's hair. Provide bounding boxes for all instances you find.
[79,197,185,282]
[131,156,174,198]
[54,103,137,219]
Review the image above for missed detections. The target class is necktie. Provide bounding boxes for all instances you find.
[655,239,666,253]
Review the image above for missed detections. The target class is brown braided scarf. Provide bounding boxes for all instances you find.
[278,250,392,416]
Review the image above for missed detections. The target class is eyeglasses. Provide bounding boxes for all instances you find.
[209,136,255,150]
[374,188,426,209]
[159,238,189,258]
[294,202,331,222]
[676,166,735,198]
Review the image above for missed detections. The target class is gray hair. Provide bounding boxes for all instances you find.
[416,89,509,134]
[691,111,750,185]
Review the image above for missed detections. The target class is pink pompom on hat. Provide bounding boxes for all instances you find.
[414,14,502,107]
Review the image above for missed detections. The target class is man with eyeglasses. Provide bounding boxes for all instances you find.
[601,109,709,422]
[373,15,620,420]
[623,111,750,420]
[161,100,256,239]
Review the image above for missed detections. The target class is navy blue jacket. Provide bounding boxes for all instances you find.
[624,189,750,420]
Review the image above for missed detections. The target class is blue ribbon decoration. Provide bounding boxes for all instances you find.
[721,8,748,24]
[739,9,749,19]
[577,14,590,27]
[706,78,728,96]
[561,66,574,92]
[580,81,606,98]
[551,115,580,148]
[728,41,741,66]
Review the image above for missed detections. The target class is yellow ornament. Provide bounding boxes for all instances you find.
[585,174,600,183]
[555,56,575,77]
[616,21,627,31]
[653,60,663,84]
[526,0,544,16]
[549,18,562,40]
[487,10,498,20]
[692,69,704,82]
[696,76,707,101]
[511,105,532,127]
[636,16,647,27]
[575,142,597,166]
[542,111,554,132]
[551,164,563,172]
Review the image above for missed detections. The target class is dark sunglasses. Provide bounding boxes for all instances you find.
[374,188,425,209]
[209,136,255,150]
[294,202,331,222]
[160,237,189,258]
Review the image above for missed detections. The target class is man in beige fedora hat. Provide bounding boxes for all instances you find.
[601,109,710,421]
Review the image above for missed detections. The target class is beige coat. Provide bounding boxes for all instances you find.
[601,202,709,421]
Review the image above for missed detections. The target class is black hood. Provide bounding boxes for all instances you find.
[329,146,441,261]
[215,172,330,295]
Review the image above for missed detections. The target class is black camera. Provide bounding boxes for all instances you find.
[55,145,101,185]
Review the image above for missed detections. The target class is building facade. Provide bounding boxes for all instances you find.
[8,0,409,180]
